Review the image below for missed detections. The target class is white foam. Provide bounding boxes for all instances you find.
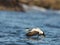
[22,4,47,12]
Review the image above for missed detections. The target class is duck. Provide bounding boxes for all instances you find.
[26,28,45,37]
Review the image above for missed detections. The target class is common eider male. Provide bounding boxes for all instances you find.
[26,28,45,36]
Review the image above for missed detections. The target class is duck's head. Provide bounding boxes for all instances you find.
[38,31,45,37]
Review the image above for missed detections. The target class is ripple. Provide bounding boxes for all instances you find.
[0,10,60,45]
[5,43,19,45]
[5,25,21,29]
[45,24,60,29]
[27,42,34,45]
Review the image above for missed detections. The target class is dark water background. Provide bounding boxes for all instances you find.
[0,10,60,45]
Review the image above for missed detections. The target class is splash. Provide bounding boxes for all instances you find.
[22,4,47,12]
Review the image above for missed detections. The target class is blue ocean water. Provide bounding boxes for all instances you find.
[0,10,60,45]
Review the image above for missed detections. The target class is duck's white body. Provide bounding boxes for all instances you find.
[26,28,45,36]
[30,28,43,34]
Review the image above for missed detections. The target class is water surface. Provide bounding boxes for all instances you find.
[0,10,60,45]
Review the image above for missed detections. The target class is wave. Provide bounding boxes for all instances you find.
[22,4,60,14]
[46,24,60,29]
[22,4,47,12]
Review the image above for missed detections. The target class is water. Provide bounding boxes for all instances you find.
[0,10,60,45]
